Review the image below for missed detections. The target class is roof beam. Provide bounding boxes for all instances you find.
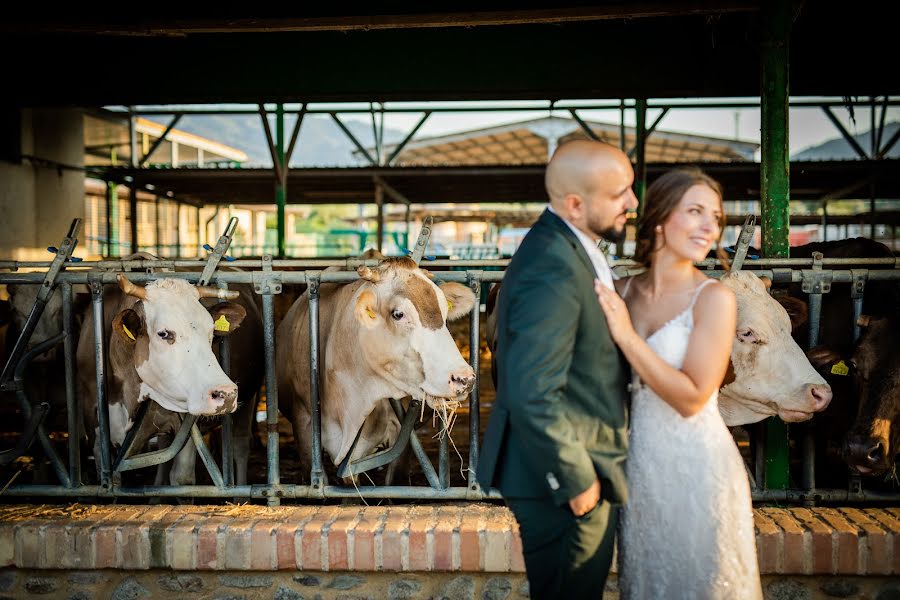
[3,5,761,35]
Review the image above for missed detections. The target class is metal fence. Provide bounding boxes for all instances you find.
[1,219,899,505]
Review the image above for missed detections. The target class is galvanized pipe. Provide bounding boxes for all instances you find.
[217,281,234,486]
[386,398,441,490]
[467,272,482,491]
[191,424,225,488]
[261,292,281,505]
[61,282,81,487]
[307,272,325,492]
[90,280,112,488]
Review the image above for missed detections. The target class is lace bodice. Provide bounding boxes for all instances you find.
[619,279,762,600]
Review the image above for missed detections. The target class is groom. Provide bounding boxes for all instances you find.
[478,140,638,599]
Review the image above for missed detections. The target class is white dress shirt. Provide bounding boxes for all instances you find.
[547,205,616,290]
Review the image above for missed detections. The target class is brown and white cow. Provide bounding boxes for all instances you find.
[276,256,477,477]
[717,271,832,425]
[77,275,255,485]
[486,270,832,427]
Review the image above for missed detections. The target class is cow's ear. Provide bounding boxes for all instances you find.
[758,276,773,290]
[113,308,144,345]
[776,295,809,331]
[355,290,379,329]
[439,282,476,322]
[807,345,843,370]
[209,302,247,337]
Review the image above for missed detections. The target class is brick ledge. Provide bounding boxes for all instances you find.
[0,504,898,575]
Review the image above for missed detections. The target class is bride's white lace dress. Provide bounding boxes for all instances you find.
[619,279,762,600]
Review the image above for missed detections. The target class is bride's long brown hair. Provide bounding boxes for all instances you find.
[632,168,731,271]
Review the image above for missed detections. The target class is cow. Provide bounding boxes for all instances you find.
[485,270,832,427]
[77,273,263,487]
[842,314,900,476]
[768,239,900,478]
[276,255,477,481]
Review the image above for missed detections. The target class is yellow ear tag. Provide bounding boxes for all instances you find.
[122,324,136,341]
[214,314,230,332]
[831,360,849,376]
[365,307,376,319]
[447,299,453,312]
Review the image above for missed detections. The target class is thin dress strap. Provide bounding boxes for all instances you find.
[688,279,716,309]
[621,276,635,298]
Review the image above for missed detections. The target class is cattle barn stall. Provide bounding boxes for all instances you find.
[2,217,900,506]
[1,5,899,502]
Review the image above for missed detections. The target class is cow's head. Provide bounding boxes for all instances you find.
[354,257,477,409]
[843,315,900,476]
[717,271,832,425]
[113,274,245,416]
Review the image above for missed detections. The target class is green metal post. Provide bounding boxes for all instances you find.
[634,98,648,214]
[275,104,286,258]
[761,0,792,490]
[107,181,118,257]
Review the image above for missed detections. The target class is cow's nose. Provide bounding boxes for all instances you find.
[845,434,887,470]
[449,368,476,395]
[808,383,832,411]
[209,385,238,414]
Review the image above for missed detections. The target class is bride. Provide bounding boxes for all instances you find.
[594,168,762,599]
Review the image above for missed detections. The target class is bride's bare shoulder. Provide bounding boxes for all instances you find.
[694,278,736,319]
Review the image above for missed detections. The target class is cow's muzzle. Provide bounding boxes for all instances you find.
[449,367,476,396]
[208,384,238,415]
[844,433,891,475]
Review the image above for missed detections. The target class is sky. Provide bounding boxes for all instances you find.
[337,98,899,156]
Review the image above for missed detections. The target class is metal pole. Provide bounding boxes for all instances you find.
[307,272,325,493]
[62,282,80,487]
[467,271,482,492]
[375,183,385,252]
[619,99,626,151]
[217,281,234,487]
[871,100,877,239]
[276,105,287,258]
[106,181,116,257]
[760,0,792,490]
[262,291,280,505]
[155,196,162,257]
[634,99,647,213]
[175,201,182,258]
[90,278,112,489]
[129,186,139,254]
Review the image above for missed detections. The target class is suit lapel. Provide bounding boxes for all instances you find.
[537,209,597,280]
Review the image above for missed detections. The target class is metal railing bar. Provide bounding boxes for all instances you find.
[62,283,81,487]
[191,424,225,488]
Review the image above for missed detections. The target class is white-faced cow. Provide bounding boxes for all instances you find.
[486,270,832,427]
[276,256,477,478]
[717,271,832,425]
[77,274,259,486]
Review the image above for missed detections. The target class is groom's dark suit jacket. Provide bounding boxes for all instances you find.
[477,209,630,506]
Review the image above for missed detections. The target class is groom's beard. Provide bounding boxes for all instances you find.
[592,211,628,246]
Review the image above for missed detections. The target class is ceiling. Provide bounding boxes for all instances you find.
[4,3,897,106]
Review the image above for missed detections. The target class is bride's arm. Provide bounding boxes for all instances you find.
[595,280,736,418]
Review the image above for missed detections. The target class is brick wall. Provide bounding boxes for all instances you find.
[1,503,899,598]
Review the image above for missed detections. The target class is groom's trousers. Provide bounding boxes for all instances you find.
[507,497,618,600]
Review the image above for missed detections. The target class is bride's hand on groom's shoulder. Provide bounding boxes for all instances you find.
[595,279,636,346]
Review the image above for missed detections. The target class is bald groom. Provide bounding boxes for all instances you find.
[478,140,638,599]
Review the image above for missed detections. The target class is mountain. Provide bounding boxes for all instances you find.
[172,114,405,167]
[793,121,899,160]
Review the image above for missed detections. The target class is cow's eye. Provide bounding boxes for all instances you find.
[391,309,405,321]
[737,329,759,344]
[157,330,175,343]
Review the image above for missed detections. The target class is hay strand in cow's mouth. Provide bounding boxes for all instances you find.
[420,393,468,481]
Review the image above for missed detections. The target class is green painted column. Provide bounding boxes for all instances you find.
[276,104,286,258]
[761,0,792,490]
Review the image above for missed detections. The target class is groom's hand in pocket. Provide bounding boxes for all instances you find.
[569,478,601,517]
